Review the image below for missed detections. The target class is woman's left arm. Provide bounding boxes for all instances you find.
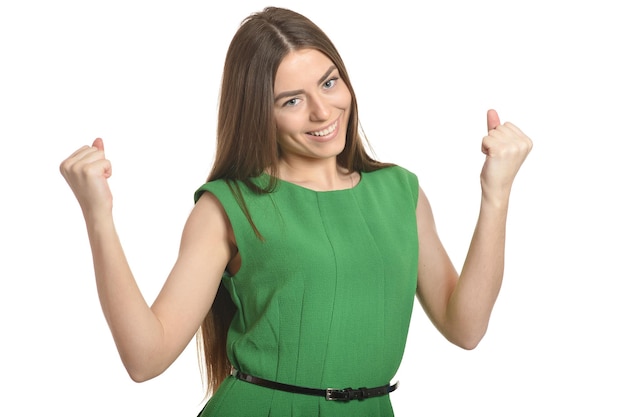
[416,109,533,349]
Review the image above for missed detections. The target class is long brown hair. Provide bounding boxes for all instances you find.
[197,6,392,396]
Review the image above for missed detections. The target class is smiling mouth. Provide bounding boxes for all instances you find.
[308,120,338,137]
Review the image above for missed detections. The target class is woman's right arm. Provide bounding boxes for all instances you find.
[60,138,232,382]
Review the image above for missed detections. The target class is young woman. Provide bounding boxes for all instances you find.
[59,7,532,416]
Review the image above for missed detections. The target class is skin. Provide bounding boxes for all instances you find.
[417,110,532,348]
[59,47,532,382]
[272,49,357,190]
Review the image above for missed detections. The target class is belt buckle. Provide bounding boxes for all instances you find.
[326,387,368,401]
[326,388,349,401]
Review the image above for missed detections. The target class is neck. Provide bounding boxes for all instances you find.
[276,159,355,192]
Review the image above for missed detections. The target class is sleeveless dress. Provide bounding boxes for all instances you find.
[194,165,419,417]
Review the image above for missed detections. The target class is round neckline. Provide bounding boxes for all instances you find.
[262,171,364,194]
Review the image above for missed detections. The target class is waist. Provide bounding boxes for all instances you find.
[232,369,399,402]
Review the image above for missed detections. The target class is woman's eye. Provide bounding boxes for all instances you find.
[283,98,300,107]
[323,78,338,89]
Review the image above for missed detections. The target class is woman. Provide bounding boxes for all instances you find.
[59,6,532,416]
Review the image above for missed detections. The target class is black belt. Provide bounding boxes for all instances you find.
[232,369,398,401]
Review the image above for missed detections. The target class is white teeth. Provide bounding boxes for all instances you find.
[309,121,337,137]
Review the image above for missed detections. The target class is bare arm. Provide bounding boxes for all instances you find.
[60,139,232,381]
[416,110,532,349]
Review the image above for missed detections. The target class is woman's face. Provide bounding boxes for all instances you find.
[273,48,352,164]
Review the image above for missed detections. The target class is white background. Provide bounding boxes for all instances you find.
[1,0,624,415]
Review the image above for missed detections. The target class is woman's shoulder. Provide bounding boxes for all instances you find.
[194,178,232,203]
[193,175,271,205]
[366,164,418,186]
[363,165,419,204]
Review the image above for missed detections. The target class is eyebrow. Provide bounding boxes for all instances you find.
[274,65,337,103]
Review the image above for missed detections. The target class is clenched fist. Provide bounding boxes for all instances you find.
[59,138,113,218]
[480,109,533,204]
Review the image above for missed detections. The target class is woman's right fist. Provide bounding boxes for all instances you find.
[59,138,113,218]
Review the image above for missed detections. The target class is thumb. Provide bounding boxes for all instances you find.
[487,109,500,131]
[92,137,104,152]
[91,137,111,179]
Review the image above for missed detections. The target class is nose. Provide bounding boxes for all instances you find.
[309,93,331,122]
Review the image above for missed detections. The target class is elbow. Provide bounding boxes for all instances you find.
[446,325,487,351]
[121,355,166,383]
[442,309,493,350]
[126,366,163,383]
[128,369,154,383]
[113,325,170,383]
[456,337,482,351]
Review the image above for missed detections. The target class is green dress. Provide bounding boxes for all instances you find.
[194,165,419,417]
